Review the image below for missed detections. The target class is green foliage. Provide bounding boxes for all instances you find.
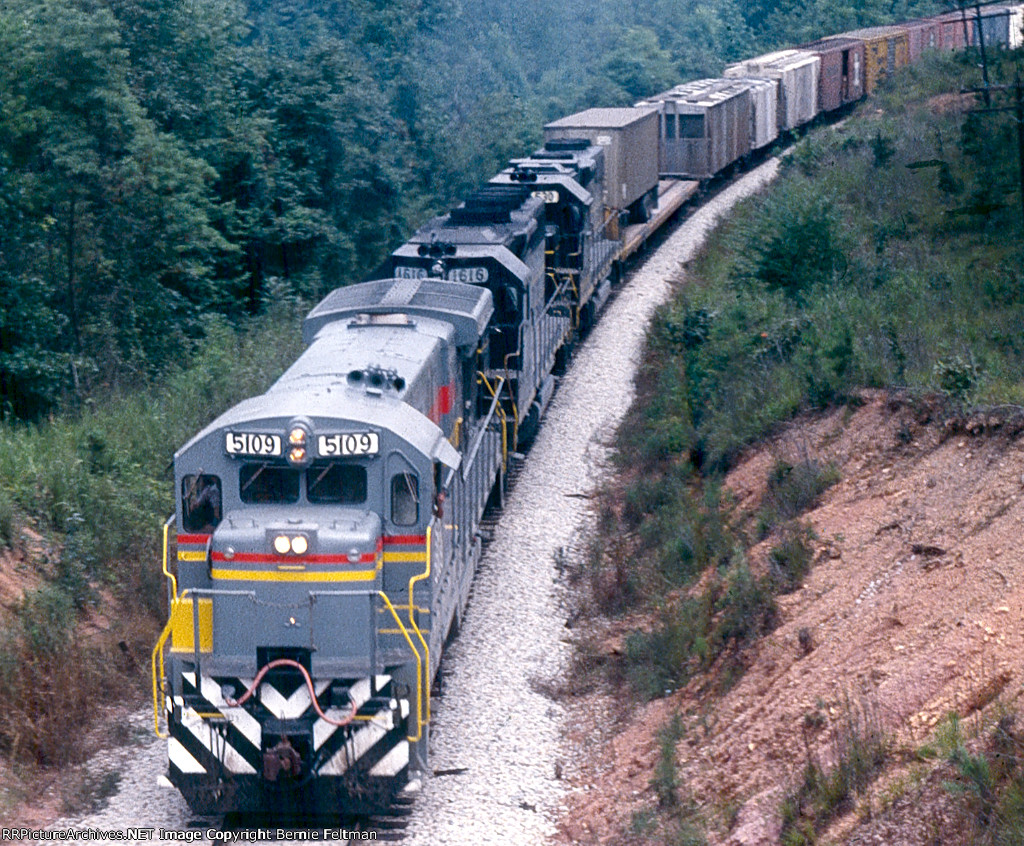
[739,181,849,302]
[18,584,74,656]
[761,459,840,531]
[712,562,778,649]
[768,525,815,593]
[0,488,15,548]
[933,353,981,406]
[593,27,679,105]
[779,696,889,843]
[653,713,686,808]
[0,0,955,421]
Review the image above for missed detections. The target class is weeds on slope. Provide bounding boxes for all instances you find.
[581,46,1024,846]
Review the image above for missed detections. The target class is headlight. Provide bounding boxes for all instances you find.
[285,420,312,466]
[291,535,308,555]
[273,535,291,555]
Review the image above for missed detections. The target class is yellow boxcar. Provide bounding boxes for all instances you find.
[842,26,911,94]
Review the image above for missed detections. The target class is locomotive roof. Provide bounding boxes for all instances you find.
[490,168,593,206]
[303,278,493,347]
[406,195,543,248]
[176,314,462,469]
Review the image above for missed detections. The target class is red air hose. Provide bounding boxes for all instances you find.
[224,658,356,727]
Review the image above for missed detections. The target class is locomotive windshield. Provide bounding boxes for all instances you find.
[237,461,369,505]
[240,463,300,504]
[307,462,367,504]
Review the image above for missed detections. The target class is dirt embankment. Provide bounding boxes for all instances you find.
[559,391,1024,845]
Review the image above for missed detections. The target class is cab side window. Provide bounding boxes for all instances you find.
[182,475,222,533]
[391,473,419,526]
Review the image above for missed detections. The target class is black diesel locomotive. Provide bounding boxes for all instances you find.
[152,7,1020,814]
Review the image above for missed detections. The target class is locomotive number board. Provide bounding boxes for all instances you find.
[318,432,380,457]
[225,432,283,457]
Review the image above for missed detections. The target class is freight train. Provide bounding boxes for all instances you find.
[151,5,1023,815]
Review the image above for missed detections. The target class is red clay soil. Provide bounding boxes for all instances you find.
[558,391,1024,845]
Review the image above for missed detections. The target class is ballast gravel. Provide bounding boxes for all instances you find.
[54,159,779,844]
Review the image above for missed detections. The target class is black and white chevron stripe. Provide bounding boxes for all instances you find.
[168,671,409,783]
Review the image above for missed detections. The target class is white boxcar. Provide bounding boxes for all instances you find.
[735,77,779,150]
[1003,4,1024,48]
[725,49,820,131]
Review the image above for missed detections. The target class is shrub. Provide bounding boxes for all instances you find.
[653,713,686,808]
[738,180,848,303]
[713,562,778,650]
[769,525,815,593]
[623,596,711,700]
[762,459,840,528]
[779,695,889,843]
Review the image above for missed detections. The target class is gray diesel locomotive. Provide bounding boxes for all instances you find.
[157,278,501,813]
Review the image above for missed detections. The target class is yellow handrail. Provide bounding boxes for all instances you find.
[161,514,177,600]
[502,348,521,447]
[377,591,424,742]
[151,616,174,738]
[406,526,432,724]
[152,514,179,738]
[152,587,195,738]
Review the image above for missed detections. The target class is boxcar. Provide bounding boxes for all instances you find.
[903,17,942,59]
[973,6,1012,48]
[798,37,866,113]
[1009,4,1024,48]
[841,26,911,94]
[544,108,660,225]
[934,10,971,51]
[724,50,820,131]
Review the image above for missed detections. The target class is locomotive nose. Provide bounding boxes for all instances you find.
[208,509,382,580]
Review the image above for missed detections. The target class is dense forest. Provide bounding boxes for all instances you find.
[0,0,947,420]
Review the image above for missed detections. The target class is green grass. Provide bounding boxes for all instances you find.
[779,696,889,844]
